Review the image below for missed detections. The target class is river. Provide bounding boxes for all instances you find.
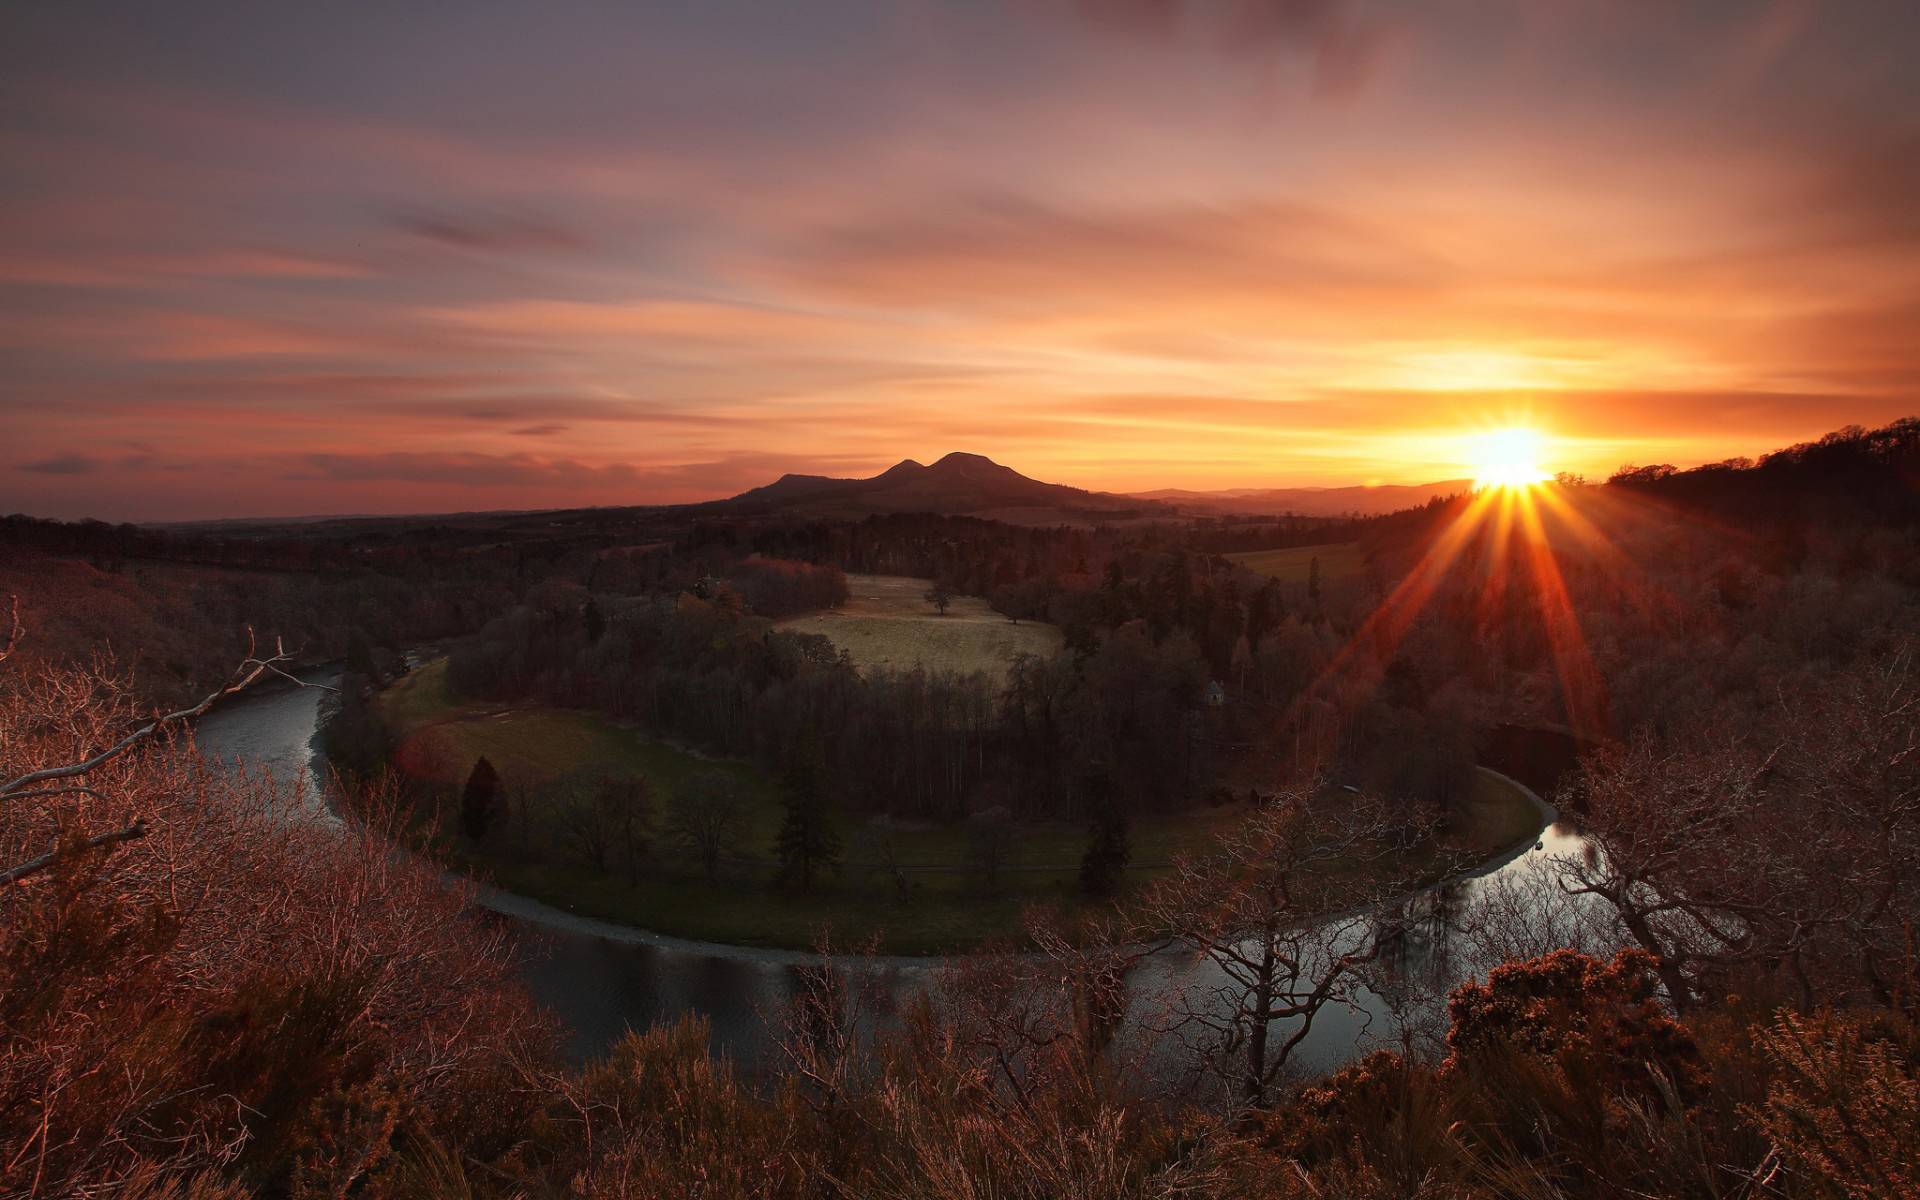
[194,665,1598,1076]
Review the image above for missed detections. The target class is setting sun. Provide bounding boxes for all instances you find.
[1470,426,1552,490]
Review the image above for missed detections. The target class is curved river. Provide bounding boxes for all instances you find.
[196,667,1597,1076]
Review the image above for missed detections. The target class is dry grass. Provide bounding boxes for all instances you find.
[777,574,1063,683]
[1227,541,1368,585]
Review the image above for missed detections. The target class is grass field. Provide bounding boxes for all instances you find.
[1227,542,1368,585]
[778,574,1062,684]
[376,659,1541,953]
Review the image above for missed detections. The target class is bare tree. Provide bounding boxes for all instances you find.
[1559,647,1920,1012]
[1,602,328,888]
[964,805,1014,894]
[923,581,953,616]
[854,814,911,903]
[557,774,653,882]
[666,769,748,882]
[1136,786,1452,1107]
[1552,733,1779,1012]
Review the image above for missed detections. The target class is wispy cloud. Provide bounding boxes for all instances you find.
[16,453,100,475]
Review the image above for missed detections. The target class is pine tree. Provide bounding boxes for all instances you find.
[346,628,382,685]
[461,756,499,842]
[775,740,840,890]
[1079,767,1131,898]
[1307,556,1322,607]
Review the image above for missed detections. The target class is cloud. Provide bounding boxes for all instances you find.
[16,453,100,475]
[768,193,1439,316]
[1040,0,1404,97]
[391,207,586,253]
[512,423,568,436]
[277,449,873,504]
[289,451,641,489]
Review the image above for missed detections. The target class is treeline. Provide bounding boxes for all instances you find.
[441,533,1478,823]
[442,587,1223,820]
[1609,416,1920,528]
[715,555,850,618]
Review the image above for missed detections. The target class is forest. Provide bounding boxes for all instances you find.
[3,420,1920,1196]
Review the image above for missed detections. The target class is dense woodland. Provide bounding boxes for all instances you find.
[5,419,1920,1196]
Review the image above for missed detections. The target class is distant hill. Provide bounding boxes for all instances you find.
[1129,479,1473,517]
[712,452,1170,523]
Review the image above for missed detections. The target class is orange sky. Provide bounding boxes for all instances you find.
[3,1,1917,519]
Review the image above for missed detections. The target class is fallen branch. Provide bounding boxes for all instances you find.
[0,819,148,887]
[2,622,335,887]
[1,628,333,800]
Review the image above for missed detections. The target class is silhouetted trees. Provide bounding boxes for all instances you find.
[775,740,840,890]
[1139,785,1452,1106]
[668,770,750,883]
[1078,769,1131,898]
[558,774,653,883]
[461,756,499,841]
[964,805,1014,893]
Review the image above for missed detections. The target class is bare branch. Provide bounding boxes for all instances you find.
[1,786,105,804]
[0,819,148,887]
[1,629,333,799]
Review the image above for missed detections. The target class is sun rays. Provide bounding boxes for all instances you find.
[1288,473,1622,750]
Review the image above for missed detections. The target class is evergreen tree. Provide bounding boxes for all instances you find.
[582,597,607,643]
[345,628,382,685]
[1079,767,1131,898]
[461,756,499,842]
[775,740,840,890]
[1307,556,1322,607]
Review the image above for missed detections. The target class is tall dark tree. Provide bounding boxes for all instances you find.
[346,628,382,685]
[461,756,499,842]
[1079,767,1131,898]
[582,596,607,643]
[318,676,390,778]
[775,739,841,890]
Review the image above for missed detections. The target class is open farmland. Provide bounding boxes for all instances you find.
[778,574,1062,683]
[1227,541,1368,585]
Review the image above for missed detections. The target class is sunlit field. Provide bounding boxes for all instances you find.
[778,573,1063,683]
[1226,541,1367,586]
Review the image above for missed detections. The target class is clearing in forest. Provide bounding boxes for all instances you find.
[777,574,1062,683]
[1227,541,1368,585]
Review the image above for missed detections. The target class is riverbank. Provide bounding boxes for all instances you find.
[372,659,1544,954]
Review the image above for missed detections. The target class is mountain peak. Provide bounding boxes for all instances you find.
[930,451,1000,469]
[715,450,1157,520]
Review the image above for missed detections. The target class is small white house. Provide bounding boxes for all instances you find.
[1203,680,1227,707]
